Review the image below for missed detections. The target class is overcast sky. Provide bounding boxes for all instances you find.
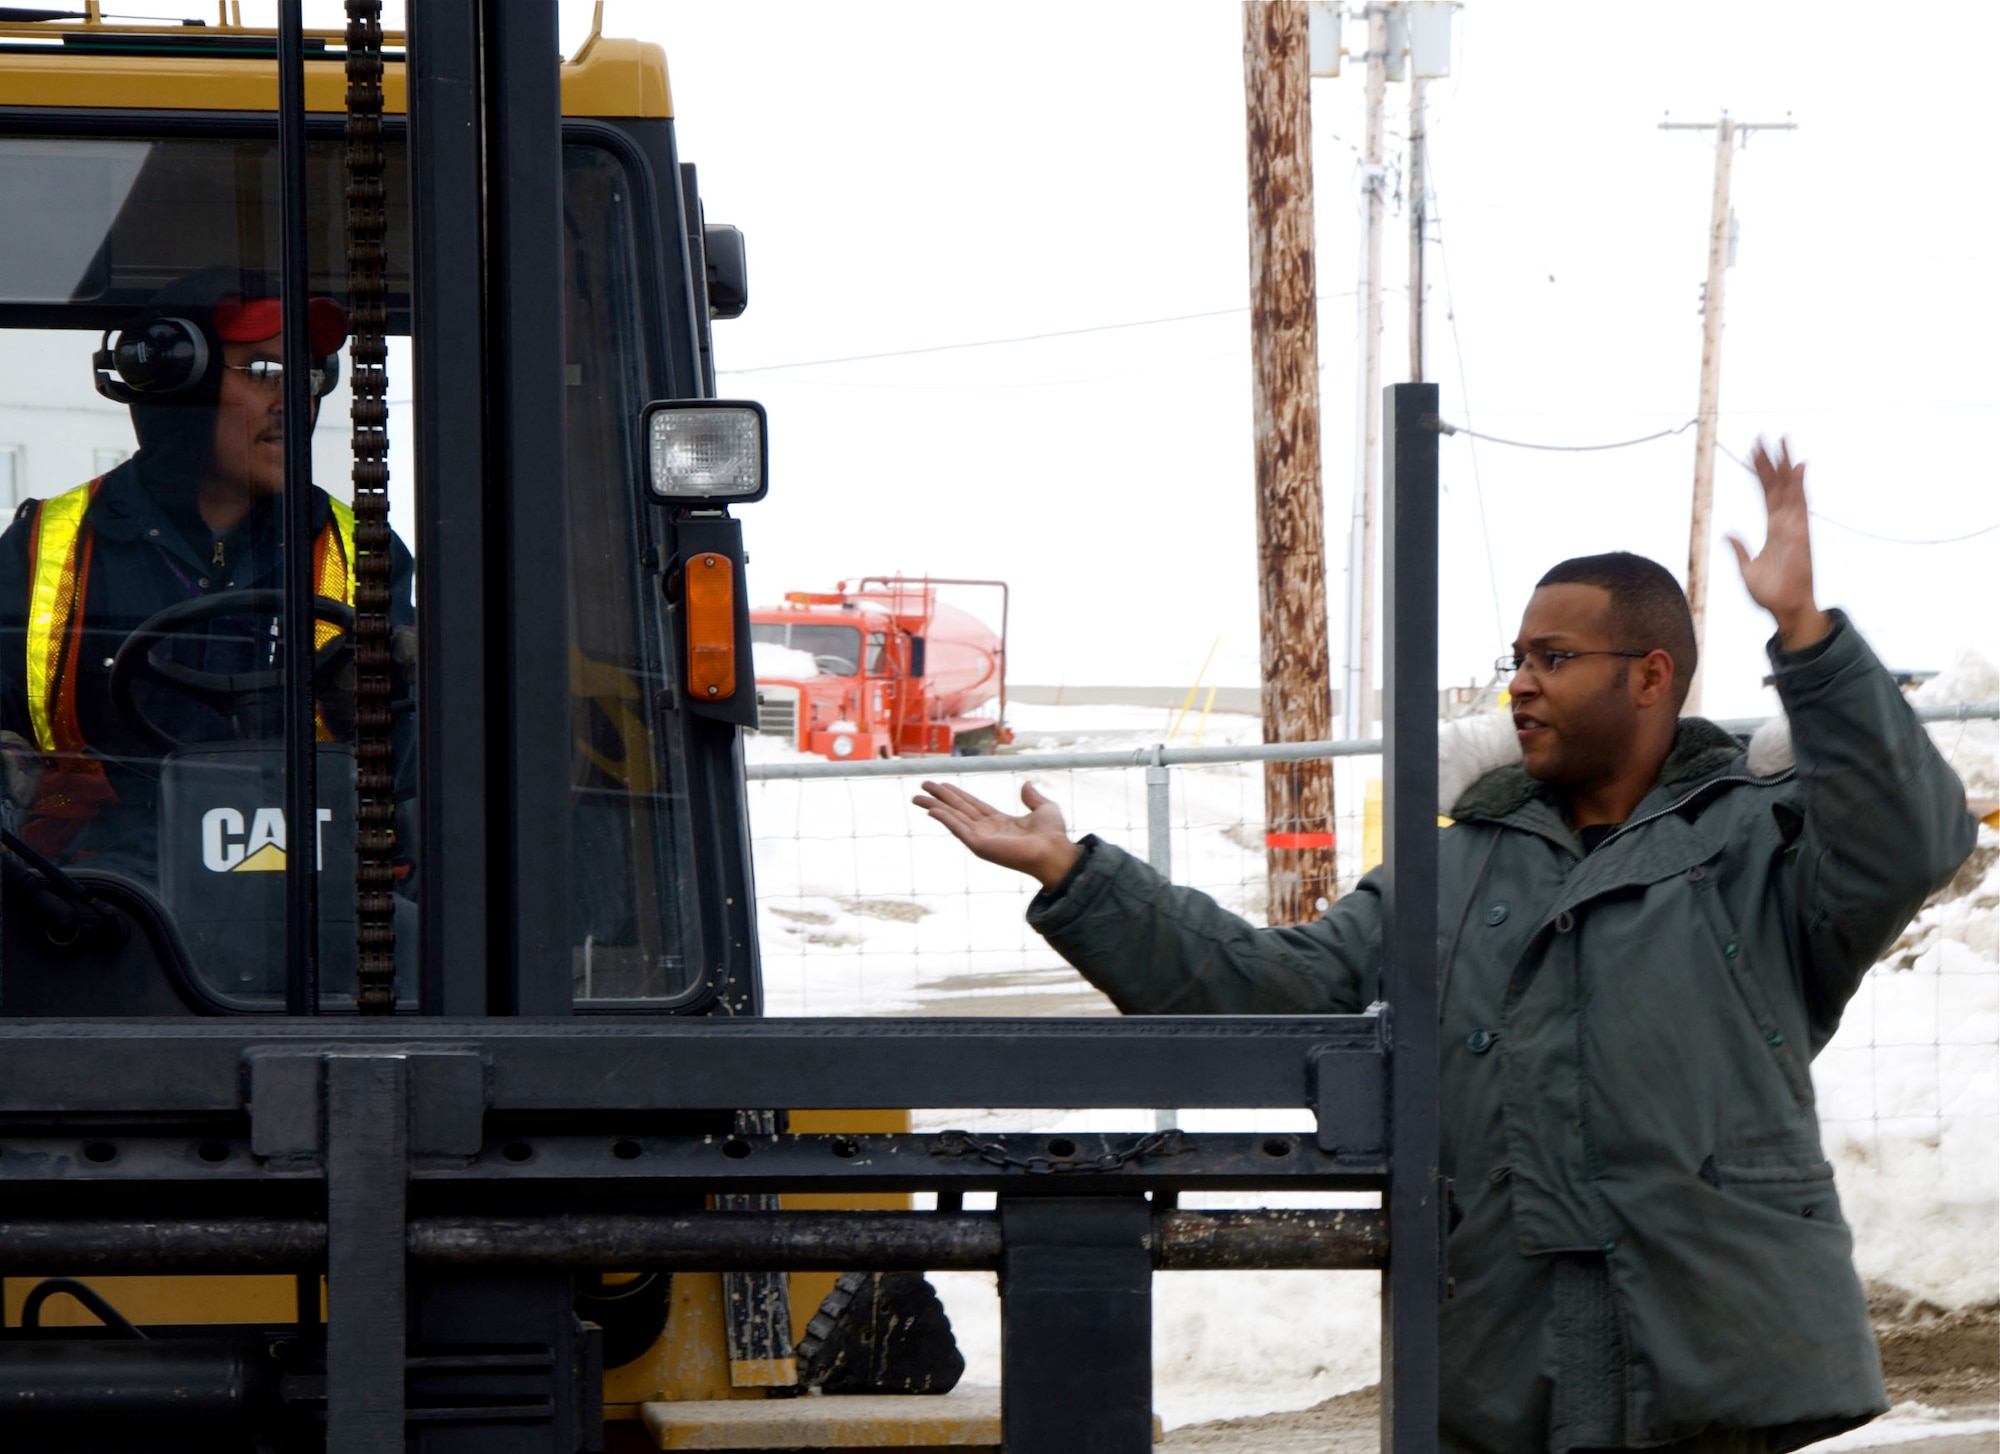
[212,2,1998,718]
[561,0,1995,720]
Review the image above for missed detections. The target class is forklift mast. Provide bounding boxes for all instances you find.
[0,6,1444,1452]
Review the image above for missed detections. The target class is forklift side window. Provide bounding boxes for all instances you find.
[563,141,702,1002]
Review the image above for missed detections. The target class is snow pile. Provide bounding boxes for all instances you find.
[1814,648,2000,1308]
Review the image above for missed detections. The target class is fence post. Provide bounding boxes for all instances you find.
[1145,747,1171,879]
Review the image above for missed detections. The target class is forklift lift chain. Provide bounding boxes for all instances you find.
[927,1127,1189,1176]
[344,0,394,1010]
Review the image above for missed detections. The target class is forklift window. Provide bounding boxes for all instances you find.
[0,132,702,1011]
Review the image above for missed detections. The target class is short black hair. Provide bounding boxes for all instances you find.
[1535,552,1698,708]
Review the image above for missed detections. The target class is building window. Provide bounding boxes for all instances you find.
[0,446,22,510]
[94,447,129,475]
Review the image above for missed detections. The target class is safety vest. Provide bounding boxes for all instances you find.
[25,477,358,753]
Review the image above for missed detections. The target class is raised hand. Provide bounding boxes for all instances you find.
[1726,436,1831,650]
[913,780,1082,890]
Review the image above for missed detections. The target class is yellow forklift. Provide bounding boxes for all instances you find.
[0,4,1436,1452]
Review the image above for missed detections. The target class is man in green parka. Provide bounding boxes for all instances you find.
[914,441,1976,1454]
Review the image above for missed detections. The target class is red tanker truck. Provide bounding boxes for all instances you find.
[749,576,1012,759]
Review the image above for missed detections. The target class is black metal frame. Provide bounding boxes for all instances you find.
[0,4,1446,1451]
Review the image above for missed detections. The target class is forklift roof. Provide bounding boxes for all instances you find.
[0,21,670,117]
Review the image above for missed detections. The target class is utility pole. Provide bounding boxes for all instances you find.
[1660,112,1795,714]
[1342,1,1388,742]
[1243,0,1337,925]
[1407,73,1426,383]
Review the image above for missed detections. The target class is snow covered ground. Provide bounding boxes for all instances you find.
[743,673,1999,1430]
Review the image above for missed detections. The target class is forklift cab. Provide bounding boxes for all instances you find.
[0,20,761,1021]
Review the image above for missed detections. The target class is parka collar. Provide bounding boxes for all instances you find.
[1451,716,1747,828]
[85,459,331,574]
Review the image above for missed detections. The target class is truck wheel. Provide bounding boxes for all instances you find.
[950,728,996,757]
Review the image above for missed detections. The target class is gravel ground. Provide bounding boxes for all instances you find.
[1161,1300,1999,1453]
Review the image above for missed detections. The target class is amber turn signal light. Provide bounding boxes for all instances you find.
[685,552,736,700]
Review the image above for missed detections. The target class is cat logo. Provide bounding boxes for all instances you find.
[201,807,336,873]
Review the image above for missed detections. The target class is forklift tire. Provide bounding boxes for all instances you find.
[794,1271,965,1395]
[575,1271,672,1369]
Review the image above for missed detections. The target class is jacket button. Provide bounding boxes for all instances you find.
[1724,941,1739,959]
[1688,864,1707,882]
[1599,1239,1617,1254]
[1554,910,1576,934]
[1485,904,1508,926]
[1765,1029,1785,1047]
[1466,1029,1495,1054]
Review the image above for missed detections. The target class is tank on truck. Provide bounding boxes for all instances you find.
[851,574,1011,745]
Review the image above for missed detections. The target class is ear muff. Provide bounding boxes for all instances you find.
[92,317,211,404]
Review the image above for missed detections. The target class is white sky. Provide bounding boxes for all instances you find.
[134,2,2000,719]
[585,0,1998,719]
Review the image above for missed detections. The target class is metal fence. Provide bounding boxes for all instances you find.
[744,704,2000,1155]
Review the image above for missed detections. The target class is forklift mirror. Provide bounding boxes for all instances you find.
[643,399,768,505]
[703,223,749,319]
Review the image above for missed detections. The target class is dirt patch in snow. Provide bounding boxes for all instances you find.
[1872,1289,2000,1404]
[1162,1304,1999,1452]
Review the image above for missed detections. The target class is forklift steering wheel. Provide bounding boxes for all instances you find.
[108,590,357,754]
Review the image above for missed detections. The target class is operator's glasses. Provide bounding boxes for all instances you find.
[1497,648,1650,677]
[225,359,337,398]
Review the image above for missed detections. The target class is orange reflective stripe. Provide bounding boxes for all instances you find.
[24,479,102,754]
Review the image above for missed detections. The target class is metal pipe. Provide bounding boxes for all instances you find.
[277,0,319,1016]
[0,1338,273,1439]
[743,704,1998,781]
[0,1208,1386,1274]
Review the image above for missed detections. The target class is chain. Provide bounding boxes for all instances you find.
[928,1128,1189,1176]
[344,0,393,1012]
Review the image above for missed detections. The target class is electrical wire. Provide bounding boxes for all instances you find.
[1433,417,1698,452]
[1716,444,2000,545]
[720,293,1360,376]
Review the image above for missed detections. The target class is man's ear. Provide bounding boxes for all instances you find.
[1633,649,1675,709]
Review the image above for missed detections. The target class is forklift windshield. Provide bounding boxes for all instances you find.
[0,130,706,1011]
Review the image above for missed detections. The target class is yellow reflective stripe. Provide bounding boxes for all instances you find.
[324,495,356,601]
[25,481,98,754]
[314,498,359,654]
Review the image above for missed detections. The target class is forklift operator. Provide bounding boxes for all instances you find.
[0,267,415,878]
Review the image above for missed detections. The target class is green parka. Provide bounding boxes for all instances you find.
[1026,616,1975,1453]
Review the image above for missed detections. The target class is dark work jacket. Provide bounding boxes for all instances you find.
[1026,615,1975,1454]
[0,460,415,867]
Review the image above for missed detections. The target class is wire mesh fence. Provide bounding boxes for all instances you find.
[744,707,1999,1164]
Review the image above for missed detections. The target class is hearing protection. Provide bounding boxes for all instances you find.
[91,316,342,405]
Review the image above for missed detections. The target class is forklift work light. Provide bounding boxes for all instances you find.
[644,400,768,504]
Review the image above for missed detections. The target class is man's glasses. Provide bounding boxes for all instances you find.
[225,360,336,398]
[1496,648,1650,677]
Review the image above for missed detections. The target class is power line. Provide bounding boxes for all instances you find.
[1432,417,1698,452]
[719,293,1359,375]
[1716,445,2000,545]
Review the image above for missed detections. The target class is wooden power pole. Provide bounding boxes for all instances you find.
[1661,111,1794,714]
[1243,0,1337,924]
